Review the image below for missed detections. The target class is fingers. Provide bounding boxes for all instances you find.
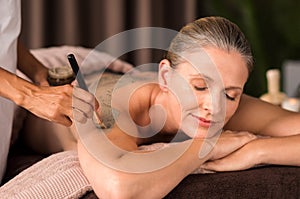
[32,85,101,126]
[72,96,94,118]
[36,80,50,87]
[73,86,95,106]
[222,130,257,144]
[72,86,102,124]
[227,131,257,153]
[71,80,77,86]
[72,107,88,123]
[209,130,257,160]
[201,147,254,172]
[200,160,223,172]
[94,98,100,113]
[57,116,73,127]
[234,131,257,146]
[201,151,240,172]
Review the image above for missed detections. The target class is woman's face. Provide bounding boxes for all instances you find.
[165,46,249,138]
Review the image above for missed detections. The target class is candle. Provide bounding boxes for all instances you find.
[281,98,300,112]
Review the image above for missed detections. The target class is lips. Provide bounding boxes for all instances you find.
[199,117,210,123]
[191,114,212,128]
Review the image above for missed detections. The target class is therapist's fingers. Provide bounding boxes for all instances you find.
[72,97,94,118]
[72,108,88,123]
[73,87,95,106]
[73,86,101,113]
[71,80,77,86]
[72,86,103,123]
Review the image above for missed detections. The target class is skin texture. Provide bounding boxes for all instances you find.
[77,47,300,198]
[21,46,300,198]
[164,47,248,138]
[73,48,300,198]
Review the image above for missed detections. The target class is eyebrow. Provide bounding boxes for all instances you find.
[189,74,243,91]
[189,74,213,82]
[225,86,243,91]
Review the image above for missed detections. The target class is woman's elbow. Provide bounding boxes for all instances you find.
[77,142,147,198]
[93,174,140,199]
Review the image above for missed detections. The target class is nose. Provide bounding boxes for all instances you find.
[201,93,212,113]
[201,90,223,116]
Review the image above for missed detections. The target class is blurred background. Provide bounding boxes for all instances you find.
[20,0,300,97]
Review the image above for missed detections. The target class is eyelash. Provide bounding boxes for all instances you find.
[225,93,235,101]
[194,86,207,91]
[194,86,236,101]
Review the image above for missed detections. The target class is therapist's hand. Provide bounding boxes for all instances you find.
[32,66,49,86]
[21,84,99,126]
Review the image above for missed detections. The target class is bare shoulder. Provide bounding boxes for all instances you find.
[225,94,300,136]
[112,81,156,107]
[111,82,162,143]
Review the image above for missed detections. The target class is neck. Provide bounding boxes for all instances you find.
[153,89,180,134]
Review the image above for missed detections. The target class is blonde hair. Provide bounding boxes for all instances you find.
[165,16,254,74]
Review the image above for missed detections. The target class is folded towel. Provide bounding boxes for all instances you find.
[0,151,91,199]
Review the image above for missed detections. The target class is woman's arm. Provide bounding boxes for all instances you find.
[78,137,205,199]
[225,94,300,137]
[205,94,300,172]
[201,134,300,172]
[77,126,256,199]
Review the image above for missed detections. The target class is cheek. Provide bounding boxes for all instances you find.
[225,102,239,122]
[168,94,183,122]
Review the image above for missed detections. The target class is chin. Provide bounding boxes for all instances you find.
[181,127,209,139]
[193,132,208,139]
[182,124,223,139]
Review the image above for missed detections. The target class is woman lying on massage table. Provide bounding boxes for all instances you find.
[22,16,300,199]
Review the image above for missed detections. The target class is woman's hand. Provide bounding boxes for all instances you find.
[202,133,300,172]
[202,138,262,172]
[208,130,257,160]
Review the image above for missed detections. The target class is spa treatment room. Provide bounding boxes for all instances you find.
[0,0,300,198]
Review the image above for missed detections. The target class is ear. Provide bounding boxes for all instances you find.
[158,59,172,91]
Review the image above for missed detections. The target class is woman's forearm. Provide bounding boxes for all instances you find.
[258,134,300,166]
[78,138,209,199]
[77,128,256,199]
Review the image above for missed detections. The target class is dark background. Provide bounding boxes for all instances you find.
[20,0,300,97]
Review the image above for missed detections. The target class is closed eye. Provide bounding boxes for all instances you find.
[225,93,236,101]
[225,87,242,101]
[194,86,208,91]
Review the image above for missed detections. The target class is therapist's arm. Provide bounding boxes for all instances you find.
[17,39,49,86]
[0,67,99,126]
[0,39,101,126]
[0,67,72,126]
